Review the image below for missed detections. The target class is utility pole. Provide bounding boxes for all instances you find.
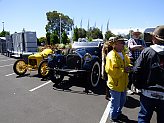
[59,15,61,44]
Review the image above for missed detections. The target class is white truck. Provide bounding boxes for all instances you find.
[6,30,38,58]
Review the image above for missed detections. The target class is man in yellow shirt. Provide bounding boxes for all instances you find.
[105,37,132,122]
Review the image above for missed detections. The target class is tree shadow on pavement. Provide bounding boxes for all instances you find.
[126,119,138,123]
[124,96,140,108]
[15,73,30,78]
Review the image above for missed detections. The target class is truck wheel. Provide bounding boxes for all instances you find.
[89,61,100,88]
[13,59,27,76]
[49,69,64,85]
[38,60,49,78]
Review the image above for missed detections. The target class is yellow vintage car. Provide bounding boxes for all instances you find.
[13,48,53,78]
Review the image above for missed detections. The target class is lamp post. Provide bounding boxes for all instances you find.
[2,22,4,31]
[59,15,61,44]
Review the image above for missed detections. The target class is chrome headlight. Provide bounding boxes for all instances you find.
[84,53,92,62]
[48,54,54,60]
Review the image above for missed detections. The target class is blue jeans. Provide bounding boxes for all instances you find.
[138,94,164,123]
[109,90,127,120]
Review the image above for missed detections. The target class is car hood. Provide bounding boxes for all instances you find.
[28,53,43,59]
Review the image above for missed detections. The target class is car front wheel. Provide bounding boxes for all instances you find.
[38,60,49,78]
[49,69,64,85]
[13,59,27,76]
[89,61,100,88]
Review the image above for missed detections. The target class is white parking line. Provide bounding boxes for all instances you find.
[5,73,15,76]
[0,64,13,68]
[0,59,15,62]
[29,80,52,92]
[99,101,111,123]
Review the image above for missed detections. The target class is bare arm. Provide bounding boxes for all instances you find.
[128,39,144,51]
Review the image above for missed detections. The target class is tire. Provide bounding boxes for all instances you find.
[49,69,64,85]
[38,60,49,78]
[89,61,100,88]
[13,59,27,76]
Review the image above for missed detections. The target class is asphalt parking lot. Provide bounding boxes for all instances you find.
[0,54,156,123]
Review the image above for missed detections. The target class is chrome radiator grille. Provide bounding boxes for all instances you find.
[66,54,82,69]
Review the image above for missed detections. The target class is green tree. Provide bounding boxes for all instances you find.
[50,31,59,45]
[46,32,51,45]
[54,31,59,44]
[78,28,86,38]
[116,34,124,38]
[38,37,46,46]
[62,31,69,44]
[0,31,10,37]
[86,27,103,40]
[105,30,115,40]
[45,11,73,40]
[86,27,92,41]
[73,27,79,41]
[72,27,87,42]
[89,27,103,39]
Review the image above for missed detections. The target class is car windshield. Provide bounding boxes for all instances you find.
[72,42,100,49]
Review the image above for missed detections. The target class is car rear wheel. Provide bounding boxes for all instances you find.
[89,61,100,88]
[38,60,49,78]
[13,59,27,76]
[49,69,64,85]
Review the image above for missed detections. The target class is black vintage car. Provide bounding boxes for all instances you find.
[47,41,103,88]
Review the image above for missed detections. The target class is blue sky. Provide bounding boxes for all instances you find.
[1,0,164,38]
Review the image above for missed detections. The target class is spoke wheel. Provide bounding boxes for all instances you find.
[13,59,27,76]
[38,60,49,78]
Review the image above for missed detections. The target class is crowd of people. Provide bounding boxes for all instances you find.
[102,25,164,123]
